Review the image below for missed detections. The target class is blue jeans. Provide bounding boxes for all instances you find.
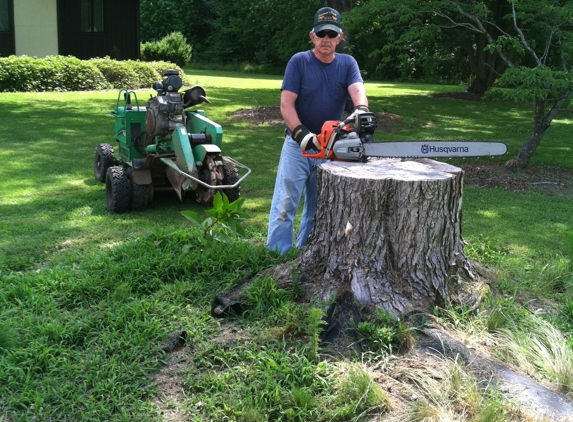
[267,136,325,254]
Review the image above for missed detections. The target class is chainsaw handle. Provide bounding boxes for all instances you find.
[301,118,354,159]
[342,115,356,126]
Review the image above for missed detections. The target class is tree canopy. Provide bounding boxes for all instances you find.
[434,0,573,166]
[140,0,573,166]
[140,0,323,72]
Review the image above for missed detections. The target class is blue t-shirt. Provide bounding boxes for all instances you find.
[281,50,363,135]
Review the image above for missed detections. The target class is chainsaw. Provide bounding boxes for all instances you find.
[302,112,508,161]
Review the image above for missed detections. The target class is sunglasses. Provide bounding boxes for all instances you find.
[314,30,339,39]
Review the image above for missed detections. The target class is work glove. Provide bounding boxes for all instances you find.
[292,125,320,151]
[348,105,370,124]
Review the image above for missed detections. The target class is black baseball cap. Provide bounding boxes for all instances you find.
[313,7,341,33]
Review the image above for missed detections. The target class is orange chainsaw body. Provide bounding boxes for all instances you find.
[302,120,353,160]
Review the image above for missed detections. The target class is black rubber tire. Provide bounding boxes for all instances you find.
[105,166,129,213]
[222,161,240,203]
[94,144,116,183]
[130,180,150,212]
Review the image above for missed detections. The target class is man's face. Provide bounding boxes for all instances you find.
[310,30,342,56]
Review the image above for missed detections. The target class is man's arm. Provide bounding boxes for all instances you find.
[280,89,320,150]
[280,89,301,131]
[348,82,368,108]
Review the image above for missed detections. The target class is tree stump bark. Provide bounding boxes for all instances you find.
[297,158,487,318]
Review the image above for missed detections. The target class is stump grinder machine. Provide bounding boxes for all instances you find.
[93,70,251,213]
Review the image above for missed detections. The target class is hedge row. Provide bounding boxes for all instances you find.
[0,56,184,92]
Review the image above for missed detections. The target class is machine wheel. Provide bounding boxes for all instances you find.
[105,166,129,213]
[130,180,150,212]
[94,143,116,183]
[222,161,240,203]
[195,155,223,203]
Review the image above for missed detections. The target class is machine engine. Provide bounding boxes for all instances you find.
[145,70,209,138]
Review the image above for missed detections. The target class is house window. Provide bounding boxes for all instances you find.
[81,0,104,32]
[0,0,9,32]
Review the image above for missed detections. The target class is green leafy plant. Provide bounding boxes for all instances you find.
[465,235,510,266]
[0,323,17,351]
[140,32,193,67]
[181,192,250,243]
[90,57,162,89]
[306,307,326,363]
[357,308,415,355]
[244,277,290,315]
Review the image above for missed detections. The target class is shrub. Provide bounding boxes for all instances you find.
[90,57,161,89]
[0,55,111,92]
[90,58,186,89]
[0,56,185,92]
[146,61,185,79]
[140,32,192,67]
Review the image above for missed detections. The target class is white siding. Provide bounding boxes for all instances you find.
[14,0,58,57]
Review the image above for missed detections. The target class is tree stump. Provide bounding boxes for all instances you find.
[297,158,487,318]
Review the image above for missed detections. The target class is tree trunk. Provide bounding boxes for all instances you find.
[515,91,571,168]
[515,126,547,168]
[326,0,352,14]
[515,98,549,168]
[465,33,507,95]
[297,158,485,318]
[327,0,353,51]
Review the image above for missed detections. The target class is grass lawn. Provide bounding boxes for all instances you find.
[0,70,572,421]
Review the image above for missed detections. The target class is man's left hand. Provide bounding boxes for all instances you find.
[348,105,369,124]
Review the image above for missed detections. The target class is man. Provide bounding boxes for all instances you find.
[267,6,371,254]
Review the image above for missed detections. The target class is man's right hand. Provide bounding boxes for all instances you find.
[292,125,320,151]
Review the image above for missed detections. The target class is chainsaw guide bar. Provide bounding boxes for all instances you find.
[302,113,509,161]
[352,140,508,159]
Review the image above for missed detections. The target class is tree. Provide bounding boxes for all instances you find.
[140,0,324,70]
[140,0,190,43]
[345,0,573,167]
[432,0,512,94]
[439,0,573,167]
[344,1,477,84]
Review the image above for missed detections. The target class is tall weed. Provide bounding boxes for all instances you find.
[494,313,573,392]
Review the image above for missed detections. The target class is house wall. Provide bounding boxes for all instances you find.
[57,0,140,60]
[14,0,58,57]
[2,0,139,60]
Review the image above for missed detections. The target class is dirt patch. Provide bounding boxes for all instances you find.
[229,106,408,132]
[231,106,284,125]
[460,161,573,197]
[151,323,246,421]
[229,91,484,126]
[429,91,484,101]
[152,348,190,422]
[373,111,409,133]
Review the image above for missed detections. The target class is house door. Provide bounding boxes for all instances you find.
[0,0,15,57]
